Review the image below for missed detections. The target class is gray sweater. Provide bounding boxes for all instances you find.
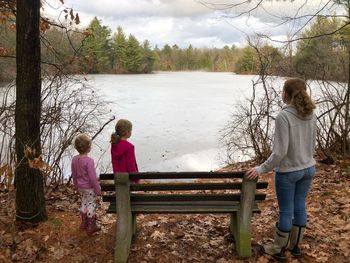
[256,105,317,174]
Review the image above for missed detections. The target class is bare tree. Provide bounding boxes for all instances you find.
[208,0,350,160]
[221,38,283,163]
[0,74,114,188]
[314,80,350,162]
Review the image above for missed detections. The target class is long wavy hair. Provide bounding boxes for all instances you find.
[283,78,316,117]
[111,119,133,144]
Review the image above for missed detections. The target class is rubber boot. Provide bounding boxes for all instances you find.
[288,225,305,258]
[261,224,290,262]
[86,215,101,236]
[80,212,88,230]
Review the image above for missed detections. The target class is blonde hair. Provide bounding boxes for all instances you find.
[74,134,92,154]
[283,78,316,117]
[111,119,133,144]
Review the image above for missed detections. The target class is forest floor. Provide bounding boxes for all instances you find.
[0,160,349,263]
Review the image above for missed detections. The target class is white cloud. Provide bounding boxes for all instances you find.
[58,0,211,18]
[44,0,346,48]
[103,15,273,48]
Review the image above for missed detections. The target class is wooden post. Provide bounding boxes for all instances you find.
[114,173,132,263]
[229,212,238,237]
[132,214,137,236]
[230,175,257,258]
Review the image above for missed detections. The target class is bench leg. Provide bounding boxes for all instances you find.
[229,212,238,237]
[230,175,257,258]
[114,173,133,263]
[115,211,133,263]
[132,214,137,237]
[230,212,252,258]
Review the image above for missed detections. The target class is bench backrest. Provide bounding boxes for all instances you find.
[100,171,268,214]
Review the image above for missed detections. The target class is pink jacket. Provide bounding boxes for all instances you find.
[111,139,139,182]
[71,155,101,195]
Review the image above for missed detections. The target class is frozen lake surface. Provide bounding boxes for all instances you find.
[89,72,258,173]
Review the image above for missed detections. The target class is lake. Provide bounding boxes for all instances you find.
[0,73,340,176]
[88,72,260,173]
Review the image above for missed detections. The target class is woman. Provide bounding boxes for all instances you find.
[246,78,317,261]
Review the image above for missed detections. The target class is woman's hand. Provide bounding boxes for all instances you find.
[246,168,259,180]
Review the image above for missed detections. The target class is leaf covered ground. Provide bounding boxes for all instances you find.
[0,160,349,263]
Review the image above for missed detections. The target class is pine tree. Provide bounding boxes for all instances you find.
[125,34,142,73]
[294,17,346,81]
[112,26,127,73]
[141,40,157,73]
[235,47,255,73]
[81,17,112,73]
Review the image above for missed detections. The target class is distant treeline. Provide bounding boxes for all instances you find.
[0,16,348,82]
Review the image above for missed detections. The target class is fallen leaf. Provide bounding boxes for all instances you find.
[256,256,269,263]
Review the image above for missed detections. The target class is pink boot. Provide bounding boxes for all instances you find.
[80,212,88,230]
[86,215,101,235]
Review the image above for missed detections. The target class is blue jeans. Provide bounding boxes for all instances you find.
[275,166,315,232]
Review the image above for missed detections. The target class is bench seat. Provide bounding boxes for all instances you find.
[107,201,261,214]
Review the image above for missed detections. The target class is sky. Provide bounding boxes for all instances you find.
[44,0,343,49]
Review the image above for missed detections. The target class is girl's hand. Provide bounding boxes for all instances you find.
[246,168,259,180]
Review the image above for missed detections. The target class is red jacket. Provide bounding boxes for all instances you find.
[111,139,139,183]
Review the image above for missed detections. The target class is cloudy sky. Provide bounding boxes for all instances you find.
[45,0,342,48]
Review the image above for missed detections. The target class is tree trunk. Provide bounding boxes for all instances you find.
[15,0,47,223]
[344,5,350,154]
[345,43,350,153]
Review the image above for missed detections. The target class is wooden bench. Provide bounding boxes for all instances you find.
[100,171,268,263]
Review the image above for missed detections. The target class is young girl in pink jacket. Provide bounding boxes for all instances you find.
[111,119,139,183]
[71,134,101,235]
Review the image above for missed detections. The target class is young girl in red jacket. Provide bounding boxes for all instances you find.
[111,119,139,182]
